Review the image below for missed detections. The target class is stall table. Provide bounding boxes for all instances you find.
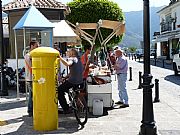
[87,69,113,114]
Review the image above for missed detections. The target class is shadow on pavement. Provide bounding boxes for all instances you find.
[159,130,180,134]
[164,74,180,86]
[5,114,81,134]
[2,116,24,127]
[1,96,84,134]
[88,105,128,118]
[0,100,26,111]
[0,89,26,99]
[136,58,173,70]
[88,108,109,118]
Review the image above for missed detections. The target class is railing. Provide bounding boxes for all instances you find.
[161,22,172,32]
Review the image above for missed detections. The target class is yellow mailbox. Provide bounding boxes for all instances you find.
[30,47,60,131]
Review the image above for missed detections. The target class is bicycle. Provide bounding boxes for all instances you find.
[58,76,88,126]
[68,81,88,126]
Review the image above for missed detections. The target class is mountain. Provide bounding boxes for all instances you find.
[119,6,163,48]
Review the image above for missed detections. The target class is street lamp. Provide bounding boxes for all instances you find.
[139,0,157,135]
[0,0,8,96]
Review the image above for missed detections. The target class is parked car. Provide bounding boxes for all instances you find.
[135,49,144,58]
[150,49,156,56]
[172,40,180,76]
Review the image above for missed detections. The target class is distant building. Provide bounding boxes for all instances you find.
[140,41,144,49]
[2,15,8,38]
[153,0,180,59]
[2,0,70,58]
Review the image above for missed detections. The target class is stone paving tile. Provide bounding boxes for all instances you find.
[0,60,180,135]
[159,130,180,135]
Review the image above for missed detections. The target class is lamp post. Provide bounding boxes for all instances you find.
[0,0,8,96]
[139,0,157,134]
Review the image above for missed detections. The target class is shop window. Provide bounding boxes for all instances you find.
[161,43,168,56]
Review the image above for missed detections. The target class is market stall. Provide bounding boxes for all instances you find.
[86,66,112,115]
[68,20,125,115]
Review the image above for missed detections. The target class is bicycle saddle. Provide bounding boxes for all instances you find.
[72,83,84,91]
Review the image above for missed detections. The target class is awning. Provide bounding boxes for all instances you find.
[77,20,125,36]
[53,20,80,43]
[153,30,180,43]
[152,35,180,43]
[152,37,168,43]
[175,34,180,38]
[13,6,54,30]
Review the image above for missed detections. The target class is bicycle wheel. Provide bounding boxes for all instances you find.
[73,93,88,126]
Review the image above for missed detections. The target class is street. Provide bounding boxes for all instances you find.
[0,59,180,135]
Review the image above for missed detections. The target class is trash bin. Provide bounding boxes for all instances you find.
[30,47,60,131]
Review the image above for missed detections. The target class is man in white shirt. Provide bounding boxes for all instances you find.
[24,40,39,117]
[114,49,129,108]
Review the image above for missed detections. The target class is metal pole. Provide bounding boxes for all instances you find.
[129,67,132,81]
[154,50,157,66]
[14,30,19,99]
[162,59,165,68]
[138,71,142,89]
[139,0,157,135]
[131,54,133,60]
[154,79,160,103]
[0,0,8,96]
[154,58,156,66]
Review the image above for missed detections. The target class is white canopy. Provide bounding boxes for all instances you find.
[53,20,79,43]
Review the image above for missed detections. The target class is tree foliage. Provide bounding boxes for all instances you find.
[66,0,124,49]
[128,47,137,53]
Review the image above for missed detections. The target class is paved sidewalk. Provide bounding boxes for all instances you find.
[0,60,180,135]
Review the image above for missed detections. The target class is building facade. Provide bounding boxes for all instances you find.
[2,0,70,58]
[153,0,180,59]
[2,15,9,60]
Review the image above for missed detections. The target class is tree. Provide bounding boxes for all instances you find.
[128,46,137,53]
[66,0,124,49]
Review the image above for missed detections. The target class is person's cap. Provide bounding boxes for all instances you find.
[113,46,120,50]
[115,48,124,53]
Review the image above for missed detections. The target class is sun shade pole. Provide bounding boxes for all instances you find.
[23,28,28,102]
[14,30,19,99]
[101,23,123,46]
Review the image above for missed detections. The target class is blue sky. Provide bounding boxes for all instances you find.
[2,0,170,12]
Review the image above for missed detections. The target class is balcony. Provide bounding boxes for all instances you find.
[160,22,172,33]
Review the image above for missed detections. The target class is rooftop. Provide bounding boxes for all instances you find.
[2,0,70,13]
[157,0,180,14]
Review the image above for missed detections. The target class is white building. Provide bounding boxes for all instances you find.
[153,0,180,59]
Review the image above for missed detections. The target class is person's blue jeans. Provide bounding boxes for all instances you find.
[117,73,128,104]
[27,82,33,114]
